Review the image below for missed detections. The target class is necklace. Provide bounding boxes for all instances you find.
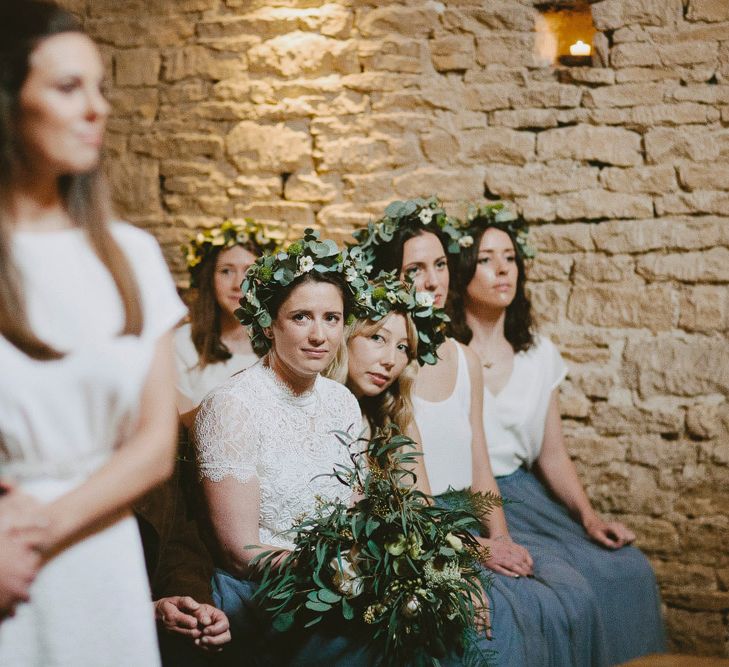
[482,359,494,369]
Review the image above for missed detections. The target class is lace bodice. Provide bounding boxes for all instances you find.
[194,362,363,549]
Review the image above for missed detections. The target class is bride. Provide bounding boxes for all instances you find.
[193,231,376,665]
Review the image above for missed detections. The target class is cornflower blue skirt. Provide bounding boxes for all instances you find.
[476,467,666,667]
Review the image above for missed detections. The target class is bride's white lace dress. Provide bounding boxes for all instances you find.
[194,361,362,549]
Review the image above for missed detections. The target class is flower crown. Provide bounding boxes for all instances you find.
[352,197,471,268]
[236,229,370,355]
[183,219,285,287]
[464,203,536,259]
[355,271,449,366]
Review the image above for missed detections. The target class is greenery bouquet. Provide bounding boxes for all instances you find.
[251,426,500,666]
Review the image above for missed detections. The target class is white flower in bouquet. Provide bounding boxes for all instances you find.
[330,552,364,598]
[415,292,434,308]
[445,532,464,552]
[418,208,434,224]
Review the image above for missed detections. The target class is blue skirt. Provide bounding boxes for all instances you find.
[212,570,379,666]
[480,467,666,667]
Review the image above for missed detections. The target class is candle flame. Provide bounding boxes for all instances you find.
[569,40,591,56]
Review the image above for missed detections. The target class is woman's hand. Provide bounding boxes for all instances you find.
[0,483,49,536]
[0,535,42,619]
[583,515,635,549]
[476,535,534,578]
[154,596,231,650]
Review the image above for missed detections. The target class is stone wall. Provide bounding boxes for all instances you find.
[65,0,728,656]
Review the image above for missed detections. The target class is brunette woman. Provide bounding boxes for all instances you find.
[0,2,184,664]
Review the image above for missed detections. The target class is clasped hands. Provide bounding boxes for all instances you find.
[154,596,231,651]
[0,482,50,619]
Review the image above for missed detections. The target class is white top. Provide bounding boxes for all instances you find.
[174,322,258,406]
[194,362,362,550]
[0,222,186,484]
[413,340,473,496]
[0,222,186,667]
[484,335,568,477]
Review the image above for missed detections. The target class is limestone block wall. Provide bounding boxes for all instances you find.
[65,0,728,656]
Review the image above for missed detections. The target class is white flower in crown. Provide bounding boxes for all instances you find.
[386,291,398,303]
[299,255,315,273]
[415,292,435,308]
[244,290,256,304]
[345,266,359,283]
[418,208,434,225]
[458,235,474,248]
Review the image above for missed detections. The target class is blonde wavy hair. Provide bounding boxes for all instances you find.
[327,312,419,435]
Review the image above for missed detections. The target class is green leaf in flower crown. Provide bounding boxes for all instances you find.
[305,600,332,613]
[341,597,354,621]
[421,352,436,365]
[258,312,272,327]
[384,201,407,218]
[418,331,431,344]
[365,516,380,537]
[495,207,516,222]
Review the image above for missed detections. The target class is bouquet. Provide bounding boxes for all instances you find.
[251,426,500,666]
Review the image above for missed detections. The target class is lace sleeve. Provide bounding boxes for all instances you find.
[193,386,257,483]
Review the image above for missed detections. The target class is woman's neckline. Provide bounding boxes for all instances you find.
[259,358,319,405]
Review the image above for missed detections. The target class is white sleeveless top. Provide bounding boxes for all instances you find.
[413,340,473,495]
[194,362,362,550]
[484,335,568,477]
[174,322,258,406]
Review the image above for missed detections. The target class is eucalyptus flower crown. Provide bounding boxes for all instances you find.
[355,271,449,367]
[464,202,536,259]
[236,229,370,355]
[183,219,285,287]
[352,197,472,268]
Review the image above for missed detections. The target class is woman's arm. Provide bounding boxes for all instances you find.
[535,391,635,549]
[36,332,178,557]
[201,476,287,579]
[463,345,534,577]
[403,420,433,497]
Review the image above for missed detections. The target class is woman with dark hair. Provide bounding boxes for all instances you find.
[176,219,283,428]
[355,199,535,578]
[0,1,184,664]
[193,231,377,665]
[451,204,666,665]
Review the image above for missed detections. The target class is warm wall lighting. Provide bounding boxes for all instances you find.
[535,2,597,68]
[569,40,591,56]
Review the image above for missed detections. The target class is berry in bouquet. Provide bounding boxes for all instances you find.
[251,425,501,666]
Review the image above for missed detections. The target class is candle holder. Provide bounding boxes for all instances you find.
[558,54,592,67]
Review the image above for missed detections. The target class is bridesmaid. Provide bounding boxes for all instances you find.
[356,198,600,666]
[176,219,282,428]
[0,2,184,663]
[450,204,666,665]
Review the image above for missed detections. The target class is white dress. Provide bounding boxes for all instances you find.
[174,322,258,407]
[193,362,362,549]
[0,223,186,666]
[412,340,473,496]
[482,335,567,477]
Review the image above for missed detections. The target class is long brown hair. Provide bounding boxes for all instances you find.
[328,313,419,435]
[0,1,142,360]
[188,243,259,368]
[449,223,535,352]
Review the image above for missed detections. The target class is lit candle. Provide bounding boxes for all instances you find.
[569,40,591,56]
